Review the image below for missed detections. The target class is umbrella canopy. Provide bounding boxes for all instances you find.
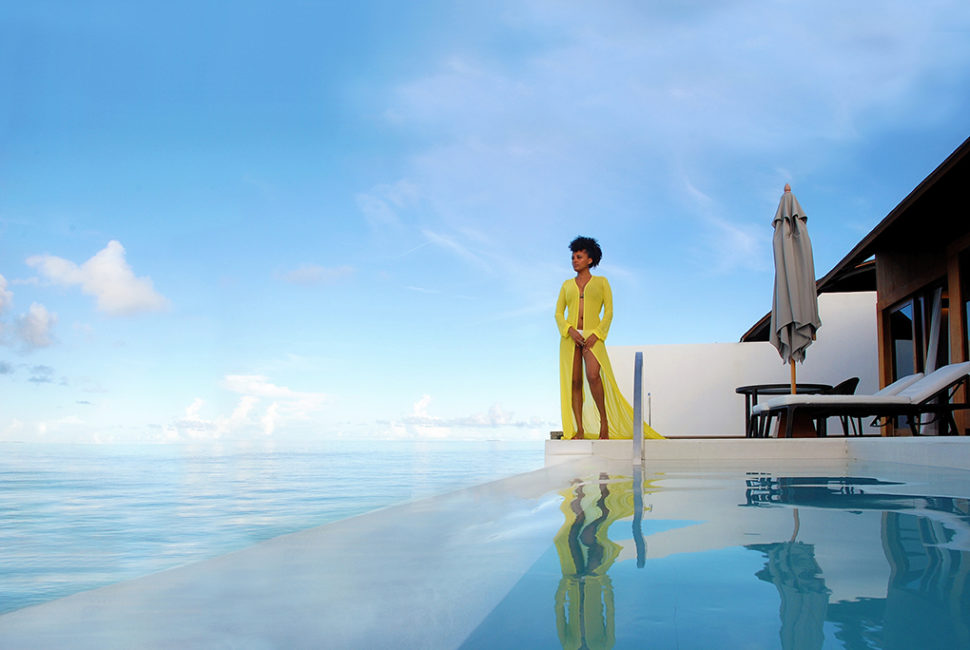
[769,185,821,373]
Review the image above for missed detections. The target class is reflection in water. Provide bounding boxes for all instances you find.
[554,471,652,650]
[632,465,646,569]
[748,511,830,650]
[745,476,970,650]
[552,469,651,649]
[465,470,970,649]
[554,474,620,650]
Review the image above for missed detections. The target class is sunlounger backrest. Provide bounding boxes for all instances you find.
[874,373,923,396]
[895,362,970,403]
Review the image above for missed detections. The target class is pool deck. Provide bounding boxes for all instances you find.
[1,437,968,648]
[548,435,970,470]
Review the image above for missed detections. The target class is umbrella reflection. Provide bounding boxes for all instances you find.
[749,510,831,650]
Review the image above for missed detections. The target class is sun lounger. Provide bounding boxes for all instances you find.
[751,372,923,437]
[752,364,970,438]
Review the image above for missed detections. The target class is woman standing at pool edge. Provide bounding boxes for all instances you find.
[555,237,664,440]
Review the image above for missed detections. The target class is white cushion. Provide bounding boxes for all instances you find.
[874,372,923,396]
[895,362,970,403]
[757,394,909,411]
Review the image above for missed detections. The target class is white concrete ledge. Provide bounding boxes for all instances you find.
[546,437,970,470]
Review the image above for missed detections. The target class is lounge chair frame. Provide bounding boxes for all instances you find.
[754,374,970,438]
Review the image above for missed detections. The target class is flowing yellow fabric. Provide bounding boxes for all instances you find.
[555,276,664,440]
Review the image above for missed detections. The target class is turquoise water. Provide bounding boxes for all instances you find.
[461,466,970,650]
[0,439,545,614]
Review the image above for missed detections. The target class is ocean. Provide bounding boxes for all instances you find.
[0,439,545,614]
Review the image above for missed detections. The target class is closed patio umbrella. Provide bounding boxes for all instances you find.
[770,184,821,394]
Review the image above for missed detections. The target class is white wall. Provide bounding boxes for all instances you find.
[608,292,879,437]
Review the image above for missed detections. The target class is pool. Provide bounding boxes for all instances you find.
[462,461,970,649]
[1,449,968,649]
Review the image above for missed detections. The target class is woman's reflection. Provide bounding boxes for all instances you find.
[554,473,623,650]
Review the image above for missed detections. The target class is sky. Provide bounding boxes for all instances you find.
[2,1,969,444]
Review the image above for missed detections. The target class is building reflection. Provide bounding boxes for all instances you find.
[745,476,970,650]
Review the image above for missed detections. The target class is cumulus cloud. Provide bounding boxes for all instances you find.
[279,264,354,286]
[16,303,57,350]
[261,402,281,436]
[27,240,169,315]
[169,376,330,440]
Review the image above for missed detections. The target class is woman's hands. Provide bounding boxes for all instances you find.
[568,328,598,351]
[568,327,585,347]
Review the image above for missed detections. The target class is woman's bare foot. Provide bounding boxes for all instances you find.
[576,429,585,440]
[598,425,609,440]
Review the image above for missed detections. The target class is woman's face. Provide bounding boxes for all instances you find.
[571,249,593,272]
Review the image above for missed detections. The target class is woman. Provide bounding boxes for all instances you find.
[555,236,664,440]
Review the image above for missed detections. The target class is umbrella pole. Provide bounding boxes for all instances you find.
[790,361,797,395]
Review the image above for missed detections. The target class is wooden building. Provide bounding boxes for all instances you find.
[744,136,970,435]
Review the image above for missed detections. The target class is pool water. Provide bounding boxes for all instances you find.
[2,452,968,649]
[461,463,970,650]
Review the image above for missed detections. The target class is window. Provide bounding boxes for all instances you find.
[889,285,949,382]
[890,300,919,380]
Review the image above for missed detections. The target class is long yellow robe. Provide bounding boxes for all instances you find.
[555,276,664,440]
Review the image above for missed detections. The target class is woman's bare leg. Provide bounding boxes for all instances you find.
[583,349,609,439]
[570,345,585,438]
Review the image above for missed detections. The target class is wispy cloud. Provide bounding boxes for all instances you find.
[406,285,440,294]
[421,229,491,272]
[27,365,55,383]
[400,394,550,429]
[372,1,970,281]
[356,180,421,230]
[278,264,354,286]
[27,240,169,316]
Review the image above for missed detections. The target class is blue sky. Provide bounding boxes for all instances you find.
[2,1,969,443]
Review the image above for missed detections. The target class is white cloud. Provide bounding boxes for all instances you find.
[422,229,490,272]
[261,402,280,436]
[16,303,57,350]
[27,240,169,316]
[0,274,12,315]
[412,394,432,418]
[279,264,354,286]
[167,376,331,441]
[401,394,549,429]
[223,374,321,401]
[224,375,329,426]
[680,172,769,274]
[356,180,420,229]
[173,396,260,440]
[366,0,970,291]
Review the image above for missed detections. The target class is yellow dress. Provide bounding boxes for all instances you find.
[555,276,664,440]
